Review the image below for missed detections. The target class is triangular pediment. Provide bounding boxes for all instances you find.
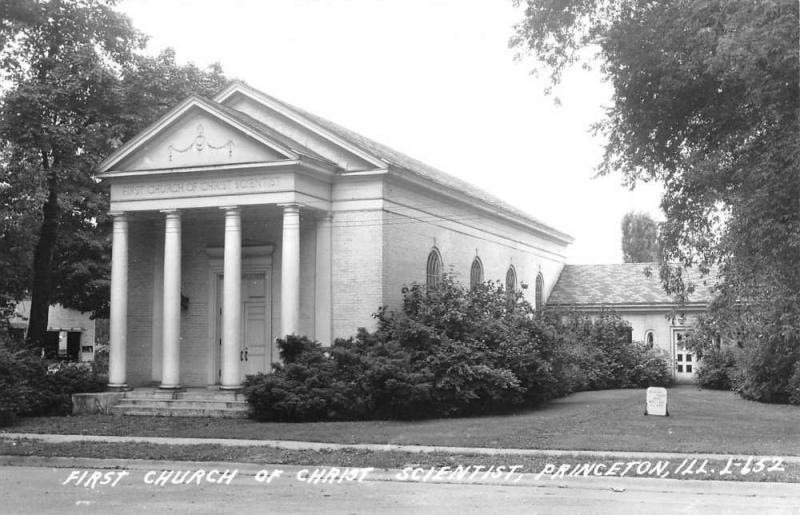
[215,83,387,172]
[98,97,299,174]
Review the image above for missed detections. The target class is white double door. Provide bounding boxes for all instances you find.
[215,273,270,382]
[673,330,696,383]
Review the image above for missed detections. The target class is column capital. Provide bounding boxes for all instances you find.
[160,209,181,217]
[278,203,302,213]
[108,211,127,219]
[220,205,241,213]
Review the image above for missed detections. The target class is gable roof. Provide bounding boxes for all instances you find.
[96,95,334,174]
[547,263,717,307]
[210,102,333,165]
[215,81,573,244]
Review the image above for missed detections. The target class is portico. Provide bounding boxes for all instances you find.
[100,95,337,389]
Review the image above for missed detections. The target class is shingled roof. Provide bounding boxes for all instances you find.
[218,82,573,243]
[547,263,717,307]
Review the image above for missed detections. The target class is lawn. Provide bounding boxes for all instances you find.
[4,386,799,456]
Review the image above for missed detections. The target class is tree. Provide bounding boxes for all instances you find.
[511,1,800,402]
[0,0,226,346]
[621,211,660,263]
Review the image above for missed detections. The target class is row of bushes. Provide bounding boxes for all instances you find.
[692,342,800,405]
[0,341,107,426]
[243,276,672,421]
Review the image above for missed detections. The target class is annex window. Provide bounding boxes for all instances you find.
[505,266,517,293]
[645,330,655,349]
[426,248,443,289]
[535,272,545,310]
[470,257,484,288]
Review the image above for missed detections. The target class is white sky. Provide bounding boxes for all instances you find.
[119,0,664,264]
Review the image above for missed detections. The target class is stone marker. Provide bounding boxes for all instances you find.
[645,387,668,416]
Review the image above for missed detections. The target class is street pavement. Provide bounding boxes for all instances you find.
[1,455,799,514]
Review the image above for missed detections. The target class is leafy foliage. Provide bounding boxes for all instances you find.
[694,345,738,391]
[511,0,800,403]
[621,211,660,263]
[244,276,672,422]
[0,337,106,425]
[0,1,227,343]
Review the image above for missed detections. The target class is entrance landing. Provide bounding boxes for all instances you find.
[107,388,250,418]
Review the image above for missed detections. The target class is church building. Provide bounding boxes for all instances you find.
[98,82,573,390]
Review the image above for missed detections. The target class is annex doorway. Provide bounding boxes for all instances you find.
[672,329,697,384]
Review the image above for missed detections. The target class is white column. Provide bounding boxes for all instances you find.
[314,213,332,345]
[220,207,242,389]
[160,209,182,389]
[108,212,128,388]
[280,204,301,337]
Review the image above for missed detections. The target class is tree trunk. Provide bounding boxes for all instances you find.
[26,156,59,348]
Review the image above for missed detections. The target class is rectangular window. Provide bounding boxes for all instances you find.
[677,355,683,362]
[686,354,692,362]
[677,365,683,372]
[686,365,693,373]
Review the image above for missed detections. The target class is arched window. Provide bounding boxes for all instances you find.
[470,257,483,288]
[505,266,516,293]
[645,330,655,349]
[535,272,545,310]
[426,248,442,289]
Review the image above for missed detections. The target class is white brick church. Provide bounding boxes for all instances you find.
[98,81,573,390]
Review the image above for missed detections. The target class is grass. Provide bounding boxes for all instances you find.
[3,386,799,455]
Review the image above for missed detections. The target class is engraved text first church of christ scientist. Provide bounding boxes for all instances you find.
[98,81,573,390]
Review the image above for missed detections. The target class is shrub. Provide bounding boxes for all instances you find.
[626,344,673,388]
[0,341,107,424]
[244,276,674,422]
[546,310,672,391]
[734,334,800,403]
[695,346,737,390]
[788,361,800,405]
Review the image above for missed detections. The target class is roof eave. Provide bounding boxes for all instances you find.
[385,164,574,246]
[213,82,388,170]
[546,302,710,313]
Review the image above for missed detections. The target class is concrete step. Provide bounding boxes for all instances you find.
[110,405,250,418]
[114,399,248,409]
[110,388,252,418]
[124,390,247,402]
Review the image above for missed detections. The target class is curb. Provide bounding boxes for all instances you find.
[2,432,800,464]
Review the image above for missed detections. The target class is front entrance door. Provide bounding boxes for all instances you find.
[215,273,270,383]
[240,274,268,379]
[673,330,696,383]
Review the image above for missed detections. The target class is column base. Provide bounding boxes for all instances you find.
[107,383,132,391]
[219,384,242,391]
[158,384,184,391]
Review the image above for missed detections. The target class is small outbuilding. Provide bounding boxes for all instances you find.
[547,263,717,383]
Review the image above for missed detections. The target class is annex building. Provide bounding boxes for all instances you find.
[98,81,573,390]
[547,263,717,383]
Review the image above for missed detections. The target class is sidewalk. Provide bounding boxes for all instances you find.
[3,432,799,463]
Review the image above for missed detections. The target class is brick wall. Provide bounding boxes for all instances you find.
[126,219,155,386]
[331,209,384,339]
[381,181,567,314]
